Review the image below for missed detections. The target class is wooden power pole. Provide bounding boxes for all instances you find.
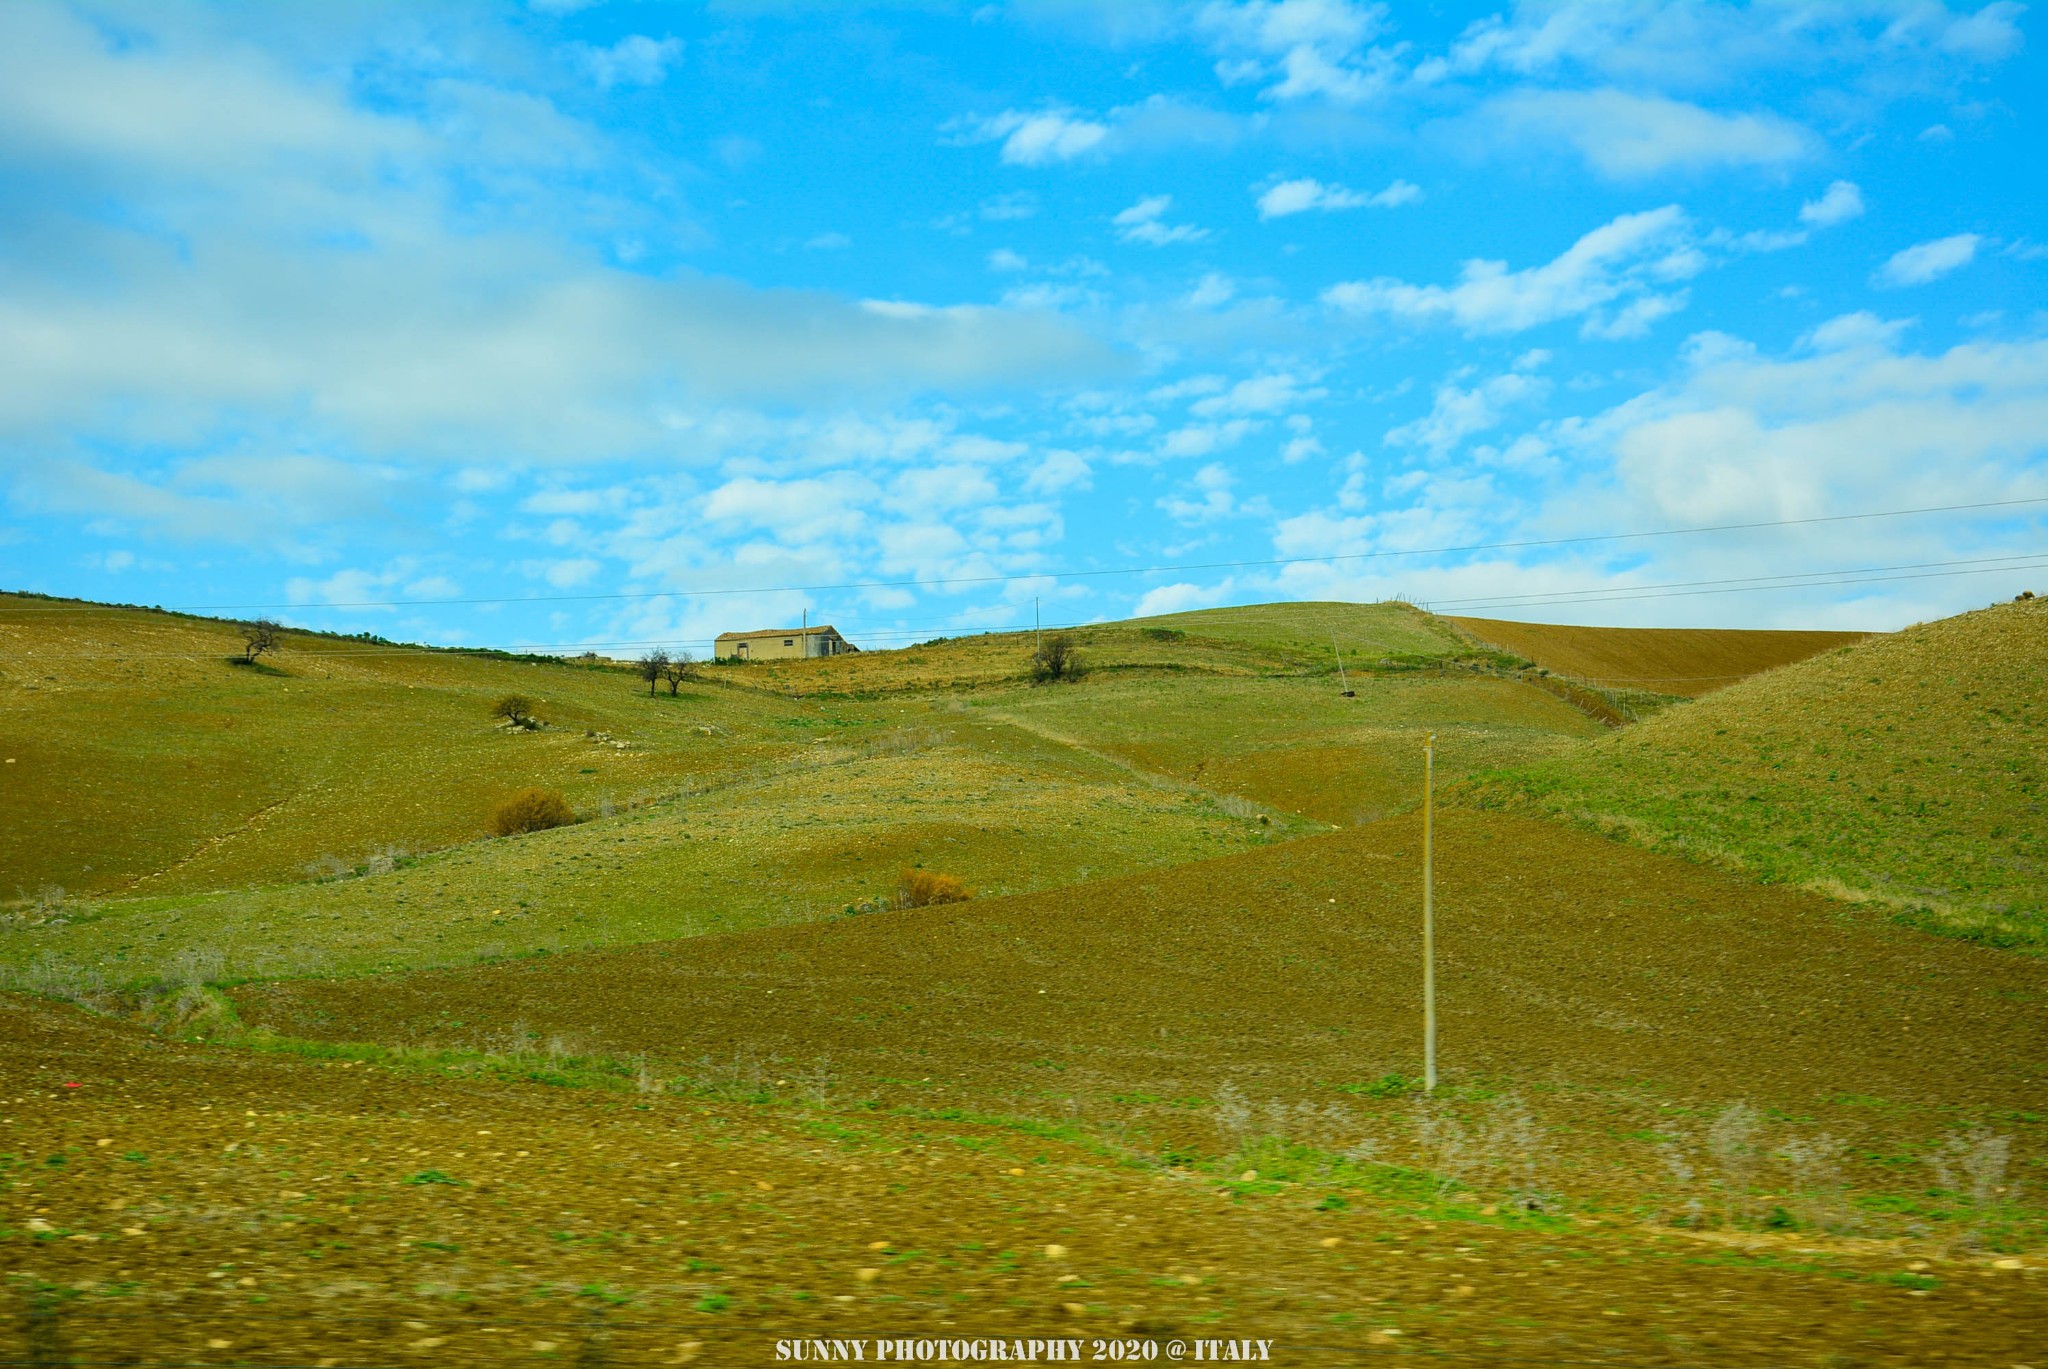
[1423,730,1437,1094]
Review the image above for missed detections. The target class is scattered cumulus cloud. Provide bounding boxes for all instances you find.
[957,108,1109,165]
[1255,176,1419,219]
[1876,233,1981,286]
[1476,89,1814,178]
[1198,0,1398,104]
[1114,195,1209,246]
[1324,205,1694,337]
[1799,180,1865,228]
[1386,366,1552,457]
[578,35,684,88]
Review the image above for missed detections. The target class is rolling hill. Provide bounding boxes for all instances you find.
[5,591,2046,1363]
[1460,597,2046,946]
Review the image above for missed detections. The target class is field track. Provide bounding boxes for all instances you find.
[1445,617,1870,696]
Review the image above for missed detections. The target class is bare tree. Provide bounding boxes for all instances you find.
[660,651,696,696]
[637,649,671,697]
[240,619,281,664]
[1030,631,1081,684]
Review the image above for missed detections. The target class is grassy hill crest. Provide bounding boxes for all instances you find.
[1459,597,2046,947]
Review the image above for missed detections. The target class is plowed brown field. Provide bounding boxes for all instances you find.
[1445,618,1871,696]
[237,813,2048,1220]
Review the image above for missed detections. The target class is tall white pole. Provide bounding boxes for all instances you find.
[1423,730,1437,1094]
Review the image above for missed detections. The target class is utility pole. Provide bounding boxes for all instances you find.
[1332,632,1354,697]
[1422,730,1437,1094]
[1035,597,1041,653]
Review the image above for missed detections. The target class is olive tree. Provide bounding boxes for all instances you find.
[240,619,281,664]
[636,649,671,697]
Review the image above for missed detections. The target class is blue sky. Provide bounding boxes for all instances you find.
[2,0,2045,655]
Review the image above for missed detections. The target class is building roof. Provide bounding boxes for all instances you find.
[713,625,846,642]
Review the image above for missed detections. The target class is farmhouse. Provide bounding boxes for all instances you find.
[714,625,858,661]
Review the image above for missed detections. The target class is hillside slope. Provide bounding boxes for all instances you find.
[1447,616,1872,696]
[0,596,824,896]
[1460,597,2046,946]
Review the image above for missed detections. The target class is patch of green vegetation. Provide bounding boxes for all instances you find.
[1457,599,2048,949]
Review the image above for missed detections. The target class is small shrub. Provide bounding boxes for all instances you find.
[491,694,539,728]
[1030,632,1082,684]
[487,788,577,837]
[898,867,971,908]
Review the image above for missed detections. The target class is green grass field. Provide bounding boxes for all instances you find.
[5,595,1603,986]
[1459,597,2047,947]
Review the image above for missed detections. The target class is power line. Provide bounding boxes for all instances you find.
[5,494,2043,615]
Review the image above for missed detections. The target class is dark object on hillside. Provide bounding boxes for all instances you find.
[239,618,281,664]
[1030,632,1082,684]
[660,652,697,695]
[487,787,577,837]
[491,694,540,729]
[2020,590,2037,601]
[898,867,971,908]
[637,649,671,697]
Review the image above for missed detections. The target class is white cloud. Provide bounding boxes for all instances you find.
[987,248,1029,273]
[1876,233,1982,287]
[1324,205,1692,336]
[1159,419,1259,458]
[1114,195,1210,246]
[1431,1,2025,87]
[1159,462,1239,523]
[1186,272,1236,308]
[1255,176,1419,219]
[1591,330,2048,531]
[885,464,999,514]
[961,108,1109,165]
[1197,0,1397,104]
[979,192,1038,221]
[1385,368,1551,457]
[1799,180,1865,228]
[1190,372,1324,416]
[541,558,600,588]
[578,35,684,89]
[1133,578,1237,617]
[701,474,876,543]
[1476,89,1813,177]
[0,7,1128,474]
[1025,450,1092,493]
[1801,312,1915,353]
[805,232,851,251]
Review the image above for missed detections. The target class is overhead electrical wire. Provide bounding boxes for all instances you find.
[3,493,2043,616]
